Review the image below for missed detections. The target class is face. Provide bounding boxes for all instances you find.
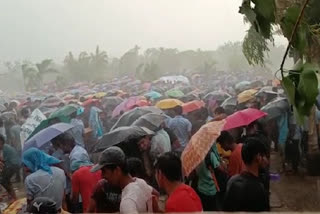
[138,136,151,151]
[155,169,164,189]
[101,167,121,186]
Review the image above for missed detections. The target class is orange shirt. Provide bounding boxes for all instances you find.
[228,144,246,177]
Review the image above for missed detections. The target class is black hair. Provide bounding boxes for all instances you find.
[0,134,5,144]
[214,106,225,115]
[155,152,182,182]
[241,137,268,165]
[103,162,129,175]
[217,131,234,145]
[127,157,144,178]
[54,132,75,147]
[173,105,183,115]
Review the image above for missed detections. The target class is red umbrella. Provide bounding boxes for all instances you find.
[112,97,149,118]
[182,100,205,114]
[223,108,267,131]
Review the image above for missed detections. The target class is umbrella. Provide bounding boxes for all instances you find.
[111,106,163,130]
[223,108,267,131]
[165,89,185,98]
[235,81,251,92]
[0,111,16,121]
[181,120,226,176]
[0,104,6,112]
[155,99,184,110]
[94,126,154,152]
[132,113,167,131]
[94,92,107,99]
[101,96,123,111]
[82,98,100,107]
[40,96,65,108]
[180,92,200,103]
[261,98,289,120]
[204,91,231,102]
[144,91,162,100]
[221,97,237,108]
[237,89,258,104]
[256,86,278,97]
[112,97,148,118]
[182,100,205,114]
[23,123,74,152]
[49,104,80,119]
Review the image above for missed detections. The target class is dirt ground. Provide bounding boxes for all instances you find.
[270,151,320,212]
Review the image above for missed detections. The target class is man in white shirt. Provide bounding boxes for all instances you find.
[91,147,154,214]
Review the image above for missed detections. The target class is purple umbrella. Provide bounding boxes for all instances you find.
[23,123,74,152]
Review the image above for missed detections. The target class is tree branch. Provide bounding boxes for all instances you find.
[280,0,311,77]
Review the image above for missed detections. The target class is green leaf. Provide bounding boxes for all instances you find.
[252,0,276,22]
[239,1,257,25]
[282,76,296,105]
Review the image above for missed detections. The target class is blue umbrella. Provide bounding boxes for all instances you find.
[23,123,74,152]
[145,91,162,100]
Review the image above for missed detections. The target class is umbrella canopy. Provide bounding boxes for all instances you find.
[111,106,163,130]
[132,113,167,131]
[204,91,231,102]
[23,123,74,152]
[235,81,251,92]
[221,97,237,108]
[82,98,100,107]
[181,120,226,176]
[261,98,289,120]
[237,89,258,104]
[182,100,205,114]
[94,92,107,99]
[223,108,267,131]
[0,104,6,112]
[144,91,162,100]
[112,97,148,118]
[256,86,278,97]
[165,89,185,98]
[49,104,80,119]
[40,96,65,108]
[155,99,184,110]
[101,96,123,112]
[94,126,154,152]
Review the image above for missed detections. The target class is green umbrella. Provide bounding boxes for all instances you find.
[166,89,184,98]
[50,104,79,119]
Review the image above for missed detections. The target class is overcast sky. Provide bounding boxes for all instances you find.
[0,0,286,62]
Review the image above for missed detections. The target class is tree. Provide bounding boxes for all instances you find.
[90,46,108,80]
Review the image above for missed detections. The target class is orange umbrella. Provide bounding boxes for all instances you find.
[182,100,205,114]
[181,120,226,176]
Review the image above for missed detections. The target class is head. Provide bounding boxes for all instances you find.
[21,107,30,119]
[54,133,76,154]
[155,152,182,191]
[242,137,269,170]
[246,122,259,136]
[137,135,152,151]
[214,106,225,116]
[91,146,128,187]
[0,134,5,150]
[127,157,145,178]
[70,111,77,119]
[217,131,235,151]
[173,105,183,116]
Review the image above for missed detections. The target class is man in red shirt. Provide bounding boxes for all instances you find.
[155,152,202,213]
[72,165,101,212]
[219,131,245,176]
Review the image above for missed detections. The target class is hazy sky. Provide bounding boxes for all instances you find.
[0,0,285,61]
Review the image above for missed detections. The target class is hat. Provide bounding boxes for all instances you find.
[30,197,58,214]
[91,146,126,173]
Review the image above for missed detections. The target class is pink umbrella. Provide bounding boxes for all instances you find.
[223,108,267,131]
[112,97,148,118]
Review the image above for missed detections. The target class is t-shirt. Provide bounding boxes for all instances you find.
[166,184,202,213]
[72,166,101,212]
[91,179,122,213]
[228,144,245,177]
[25,166,66,209]
[223,171,270,212]
[120,178,153,214]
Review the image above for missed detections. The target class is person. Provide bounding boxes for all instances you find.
[155,152,202,213]
[89,106,104,140]
[29,197,59,214]
[69,111,85,147]
[0,118,6,140]
[87,158,144,213]
[166,105,192,153]
[211,107,227,121]
[71,160,101,212]
[8,118,22,182]
[223,137,270,212]
[57,133,90,172]
[90,146,155,214]
[219,131,245,176]
[0,134,20,201]
[22,148,66,211]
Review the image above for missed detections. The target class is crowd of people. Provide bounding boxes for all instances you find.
[0,73,314,213]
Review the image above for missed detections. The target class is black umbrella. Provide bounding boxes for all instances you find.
[204,91,231,102]
[111,106,163,130]
[101,96,123,111]
[132,113,167,132]
[221,97,237,108]
[94,126,154,152]
[261,98,289,120]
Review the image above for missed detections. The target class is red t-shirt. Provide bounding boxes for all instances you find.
[228,144,246,177]
[165,184,202,213]
[72,166,101,212]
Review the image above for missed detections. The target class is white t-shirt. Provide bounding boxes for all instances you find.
[120,178,153,214]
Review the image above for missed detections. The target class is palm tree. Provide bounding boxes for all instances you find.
[90,46,108,79]
[35,59,58,82]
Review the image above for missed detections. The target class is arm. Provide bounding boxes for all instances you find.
[62,191,68,211]
[71,173,80,205]
[87,198,97,213]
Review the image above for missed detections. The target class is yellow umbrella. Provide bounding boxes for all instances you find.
[155,99,184,109]
[181,120,226,176]
[94,92,107,98]
[237,89,258,104]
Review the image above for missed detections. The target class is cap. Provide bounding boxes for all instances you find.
[91,146,125,173]
[29,197,58,214]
